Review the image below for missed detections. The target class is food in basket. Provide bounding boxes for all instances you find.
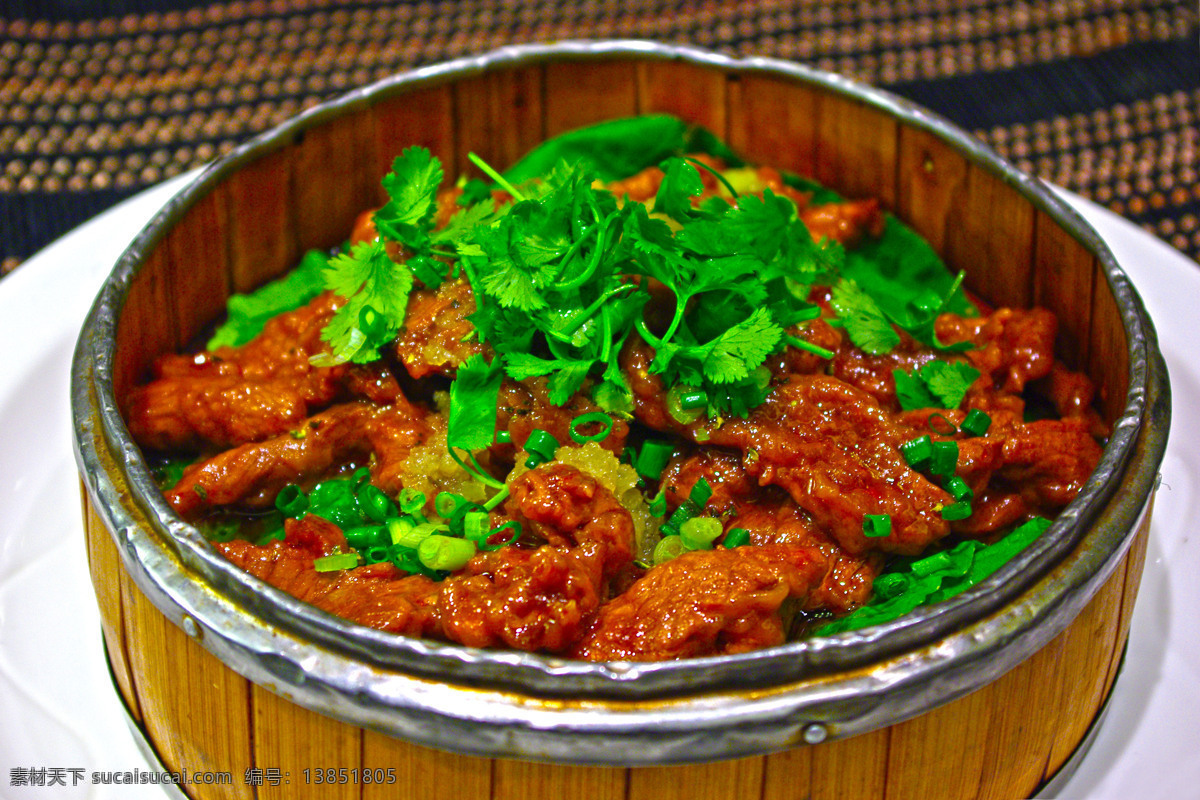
[123,116,1105,661]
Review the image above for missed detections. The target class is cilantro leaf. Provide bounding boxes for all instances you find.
[375,147,443,242]
[919,360,980,409]
[653,157,705,222]
[893,368,939,410]
[893,360,981,410]
[447,354,503,451]
[546,360,594,406]
[313,240,413,366]
[830,278,901,355]
[702,308,784,384]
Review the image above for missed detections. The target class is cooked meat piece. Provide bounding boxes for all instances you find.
[167,398,429,517]
[659,446,756,515]
[732,501,883,615]
[126,378,308,452]
[569,543,828,661]
[707,375,952,556]
[392,279,483,379]
[800,197,885,246]
[937,307,1058,394]
[216,515,442,636]
[439,544,604,652]
[127,293,403,450]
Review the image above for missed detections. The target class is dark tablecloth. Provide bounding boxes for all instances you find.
[1,0,1196,277]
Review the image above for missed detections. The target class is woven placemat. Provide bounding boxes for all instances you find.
[1,0,1196,276]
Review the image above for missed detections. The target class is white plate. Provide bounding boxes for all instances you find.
[0,177,1196,800]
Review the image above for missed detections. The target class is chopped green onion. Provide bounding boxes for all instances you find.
[635,439,675,480]
[661,499,700,537]
[928,412,958,436]
[929,440,959,477]
[569,412,614,444]
[524,428,559,468]
[434,491,471,520]
[688,477,713,509]
[357,483,395,523]
[863,514,892,538]
[962,408,992,437]
[680,516,723,550]
[397,487,426,516]
[363,545,390,564]
[495,429,513,444]
[313,552,360,572]
[392,522,446,550]
[665,385,704,425]
[941,500,972,521]
[652,535,687,565]
[275,484,308,518]
[387,517,414,544]
[463,511,489,543]
[900,435,934,470]
[911,551,953,577]
[722,528,751,548]
[649,492,668,518]
[343,525,387,549]
[479,520,521,551]
[945,476,974,503]
[417,534,477,572]
[679,389,709,411]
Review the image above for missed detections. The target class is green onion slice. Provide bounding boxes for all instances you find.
[418,534,477,572]
[569,412,614,444]
[275,484,308,518]
[313,552,360,572]
[863,514,892,538]
[900,435,934,470]
[523,428,559,468]
[962,408,992,437]
[722,528,751,548]
[652,535,687,565]
[680,516,723,550]
[635,439,675,480]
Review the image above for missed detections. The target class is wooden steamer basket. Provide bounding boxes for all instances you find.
[72,42,1169,800]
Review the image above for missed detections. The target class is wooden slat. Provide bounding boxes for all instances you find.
[112,244,176,404]
[453,66,545,175]
[165,185,231,345]
[372,85,458,201]
[896,125,970,256]
[1041,553,1128,779]
[813,92,898,207]
[628,756,763,800]
[291,110,378,256]
[362,731,492,800]
[252,684,361,800]
[635,60,728,133]
[942,163,1035,308]
[808,728,890,800]
[493,758,625,800]
[760,742,813,800]
[883,685,991,800]
[543,60,639,138]
[82,488,140,722]
[1087,267,1131,425]
[1033,210,1096,367]
[1101,511,1152,704]
[122,574,255,800]
[725,72,819,178]
[225,145,298,293]
[972,633,1071,799]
